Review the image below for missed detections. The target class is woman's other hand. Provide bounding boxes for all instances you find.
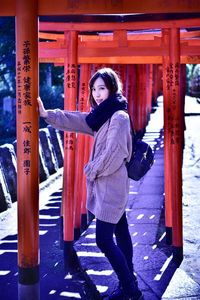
[37,96,48,118]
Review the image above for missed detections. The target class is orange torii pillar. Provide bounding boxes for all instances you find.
[74,64,90,238]
[132,65,141,134]
[93,63,105,74]
[126,65,137,126]
[162,28,173,245]
[63,30,78,269]
[152,64,162,107]
[80,64,92,231]
[169,28,183,263]
[146,64,153,119]
[180,64,186,157]
[81,133,91,226]
[16,0,39,299]
[81,65,94,225]
[117,64,127,91]
[141,65,150,129]
[134,65,147,137]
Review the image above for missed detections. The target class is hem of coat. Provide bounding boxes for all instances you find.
[90,208,124,225]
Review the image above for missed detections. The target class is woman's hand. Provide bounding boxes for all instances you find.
[37,96,48,118]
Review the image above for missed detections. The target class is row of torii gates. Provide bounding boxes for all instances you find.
[2,0,200,298]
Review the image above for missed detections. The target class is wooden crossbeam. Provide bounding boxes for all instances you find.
[2,0,200,16]
[39,38,200,56]
[39,31,162,41]
[39,55,200,64]
[39,18,200,32]
[181,30,200,39]
[39,40,200,64]
[39,30,200,41]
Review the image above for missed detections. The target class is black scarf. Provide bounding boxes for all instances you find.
[86,93,128,132]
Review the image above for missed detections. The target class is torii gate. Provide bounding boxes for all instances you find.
[1,1,200,299]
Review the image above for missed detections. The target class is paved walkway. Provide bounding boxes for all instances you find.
[1,98,200,299]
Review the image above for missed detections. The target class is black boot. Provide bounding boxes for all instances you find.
[123,289,144,300]
[108,284,124,299]
[108,284,143,300]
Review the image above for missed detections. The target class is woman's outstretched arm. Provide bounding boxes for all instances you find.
[37,96,93,136]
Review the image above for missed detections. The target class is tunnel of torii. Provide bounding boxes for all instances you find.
[1,0,200,297]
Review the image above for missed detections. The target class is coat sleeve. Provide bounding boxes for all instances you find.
[84,112,132,180]
[44,109,94,136]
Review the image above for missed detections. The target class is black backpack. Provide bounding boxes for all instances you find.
[126,117,154,181]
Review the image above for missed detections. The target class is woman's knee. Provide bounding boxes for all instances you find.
[96,219,115,253]
[96,234,110,253]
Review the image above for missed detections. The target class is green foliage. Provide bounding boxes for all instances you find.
[39,63,64,86]
[0,17,16,98]
[39,79,64,128]
[0,109,16,144]
[0,17,16,145]
[190,64,200,97]
[39,63,64,128]
[186,64,195,95]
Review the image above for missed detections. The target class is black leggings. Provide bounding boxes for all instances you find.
[96,212,138,296]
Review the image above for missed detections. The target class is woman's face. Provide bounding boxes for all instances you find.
[92,77,110,105]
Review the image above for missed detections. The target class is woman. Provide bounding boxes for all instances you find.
[37,67,143,300]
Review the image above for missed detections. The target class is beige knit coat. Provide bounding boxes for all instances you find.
[45,109,132,224]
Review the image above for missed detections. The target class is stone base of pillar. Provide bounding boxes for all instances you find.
[172,246,183,267]
[18,282,40,300]
[166,226,172,245]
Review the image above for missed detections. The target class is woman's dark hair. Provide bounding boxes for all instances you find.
[88,67,123,107]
